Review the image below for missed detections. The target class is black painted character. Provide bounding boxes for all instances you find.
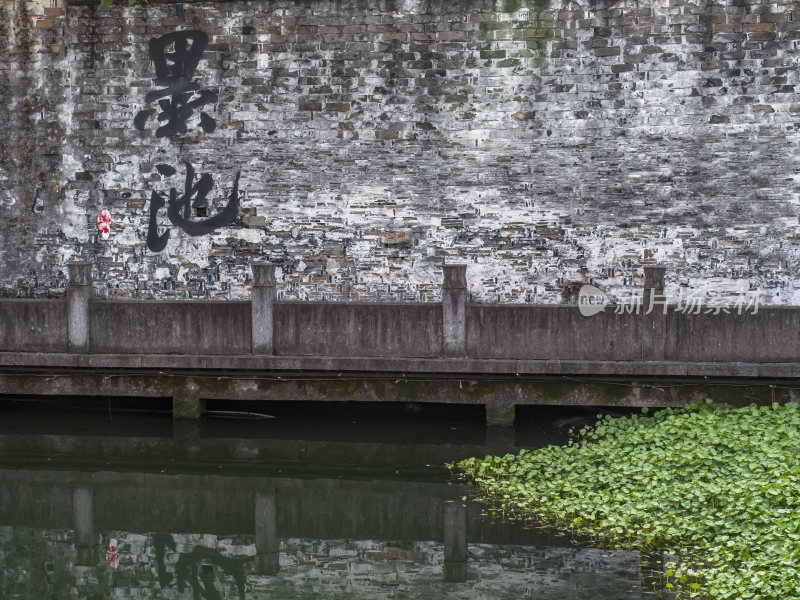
[147,162,240,252]
[134,30,218,137]
[153,532,177,588]
[176,546,247,600]
[154,534,246,600]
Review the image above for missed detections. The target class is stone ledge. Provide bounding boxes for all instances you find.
[0,352,797,379]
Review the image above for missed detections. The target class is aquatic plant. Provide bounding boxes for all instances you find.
[98,0,140,10]
[453,401,800,599]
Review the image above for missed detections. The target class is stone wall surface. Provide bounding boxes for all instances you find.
[89,299,252,353]
[274,302,442,356]
[0,299,67,352]
[466,304,643,359]
[2,0,800,304]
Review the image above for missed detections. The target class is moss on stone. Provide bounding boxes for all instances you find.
[477,0,554,72]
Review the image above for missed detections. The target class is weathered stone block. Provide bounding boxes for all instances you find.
[595,46,621,56]
[173,393,206,420]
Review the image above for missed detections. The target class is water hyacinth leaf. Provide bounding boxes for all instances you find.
[453,402,800,600]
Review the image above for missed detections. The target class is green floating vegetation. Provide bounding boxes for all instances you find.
[453,401,800,600]
[98,0,140,10]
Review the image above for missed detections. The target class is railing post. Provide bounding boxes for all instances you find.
[251,263,276,355]
[442,264,467,358]
[642,265,667,361]
[67,262,91,353]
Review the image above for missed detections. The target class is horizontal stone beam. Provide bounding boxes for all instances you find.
[1,371,795,420]
[1,351,799,378]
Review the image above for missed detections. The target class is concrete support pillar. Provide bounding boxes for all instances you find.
[486,393,516,428]
[443,500,467,582]
[254,481,280,575]
[442,264,467,358]
[173,380,205,419]
[251,263,276,355]
[67,262,91,353]
[73,487,97,565]
[642,265,667,361]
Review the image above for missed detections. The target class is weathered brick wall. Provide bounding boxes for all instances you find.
[2,0,800,303]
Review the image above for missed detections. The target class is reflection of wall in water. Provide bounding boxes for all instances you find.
[269,538,644,600]
[0,527,644,599]
[0,527,250,599]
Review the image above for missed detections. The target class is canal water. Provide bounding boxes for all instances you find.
[0,399,657,599]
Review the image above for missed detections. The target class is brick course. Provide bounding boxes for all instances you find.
[1,0,799,304]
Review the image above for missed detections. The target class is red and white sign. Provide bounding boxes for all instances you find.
[97,208,111,240]
[106,538,120,569]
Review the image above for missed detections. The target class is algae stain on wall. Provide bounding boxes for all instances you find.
[476,0,556,75]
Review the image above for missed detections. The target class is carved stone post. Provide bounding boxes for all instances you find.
[67,262,91,353]
[642,265,667,361]
[442,264,467,358]
[251,263,276,355]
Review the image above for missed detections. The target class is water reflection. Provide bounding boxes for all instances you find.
[0,403,652,599]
